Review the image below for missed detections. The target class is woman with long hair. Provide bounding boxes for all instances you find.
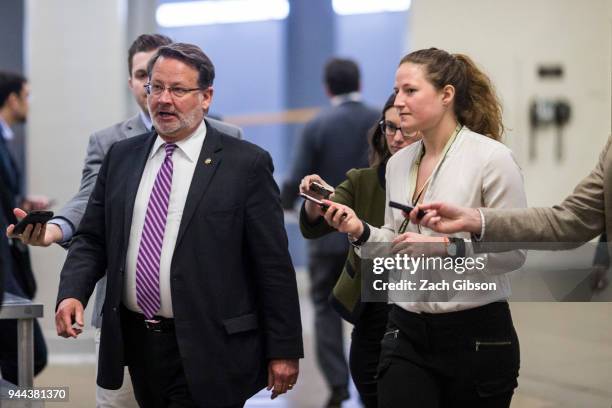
[320,48,526,407]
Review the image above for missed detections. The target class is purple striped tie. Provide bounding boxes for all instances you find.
[136,143,177,319]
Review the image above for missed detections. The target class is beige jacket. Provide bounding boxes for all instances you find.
[483,136,612,242]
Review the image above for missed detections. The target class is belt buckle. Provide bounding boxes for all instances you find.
[144,319,163,333]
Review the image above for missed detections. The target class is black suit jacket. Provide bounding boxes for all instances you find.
[57,121,303,407]
[281,100,379,255]
[0,126,36,299]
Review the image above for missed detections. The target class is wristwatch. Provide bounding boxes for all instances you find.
[445,238,457,256]
[445,237,465,257]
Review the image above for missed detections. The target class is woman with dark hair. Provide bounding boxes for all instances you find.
[299,93,420,407]
[321,48,526,407]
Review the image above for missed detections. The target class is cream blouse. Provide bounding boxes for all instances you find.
[357,126,527,313]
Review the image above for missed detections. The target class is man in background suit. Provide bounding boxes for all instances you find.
[8,34,243,406]
[281,58,378,407]
[408,135,612,245]
[47,43,302,407]
[0,71,48,384]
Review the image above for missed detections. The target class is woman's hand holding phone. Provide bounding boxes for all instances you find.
[321,200,363,237]
[299,174,334,220]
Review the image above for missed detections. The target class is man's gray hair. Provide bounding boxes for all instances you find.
[147,43,215,89]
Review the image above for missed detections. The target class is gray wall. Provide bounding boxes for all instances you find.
[409,0,612,206]
[25,0,127,343]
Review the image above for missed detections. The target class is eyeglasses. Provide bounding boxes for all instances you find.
[379,120,404,137]
[144,83,203,98]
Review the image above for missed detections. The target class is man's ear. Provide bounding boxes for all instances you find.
[201,87,214,111]
[7,92,20,109]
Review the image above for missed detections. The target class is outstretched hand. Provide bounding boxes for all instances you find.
[408,202,482,235]
[6,208,63,247]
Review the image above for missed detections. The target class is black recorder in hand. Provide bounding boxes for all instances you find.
[389,201,426,219]
[13,210,54,235]
[300,193,348,218]
[300,193,329,210]
[309,181,333,198]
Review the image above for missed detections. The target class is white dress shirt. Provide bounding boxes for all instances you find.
[123,120,207,318]
[358,127,527,313]
[0,117,14,140]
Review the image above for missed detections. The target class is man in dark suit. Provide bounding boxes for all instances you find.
[281,58,379,407]
[49,43,303,407]
[8,33,242,408]
[0,71,47,384]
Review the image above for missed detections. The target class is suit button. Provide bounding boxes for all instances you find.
[112,307,117,312]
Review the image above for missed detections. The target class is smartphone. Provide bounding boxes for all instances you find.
[300,192,329,210]
[309,182,333,198]
[389,201,426,219]
[13,210,54,234]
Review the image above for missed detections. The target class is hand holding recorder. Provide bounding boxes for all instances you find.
[299,175,335,220]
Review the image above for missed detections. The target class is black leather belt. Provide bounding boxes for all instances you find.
[122,305,175,333]
[143,318,175,333]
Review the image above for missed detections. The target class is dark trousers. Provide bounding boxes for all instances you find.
[0,261,47,384]
[121,307,240,408]
[309,254,349,390]
[349,302,389,408]
[378,302,520,408]
[0,318,47,384]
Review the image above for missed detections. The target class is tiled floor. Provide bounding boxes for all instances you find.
[34,274,612,407]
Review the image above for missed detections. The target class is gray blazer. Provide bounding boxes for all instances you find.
[54,114,243,327]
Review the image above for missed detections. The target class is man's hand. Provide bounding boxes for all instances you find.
[266,359,299,400]
[55,298,85,338]
[409,202,482,235]
[6,208,63,246]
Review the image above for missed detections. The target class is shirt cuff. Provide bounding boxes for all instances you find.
[48,218,72,243]
[472,209,486,242]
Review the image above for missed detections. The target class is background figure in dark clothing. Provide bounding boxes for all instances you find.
[281,58,379,407]
[0,71,47,383]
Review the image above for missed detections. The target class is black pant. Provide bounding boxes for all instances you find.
[349,302,389,408]
[0,318,47,384]
[308,254,349,391]
[121,307,210,408]
[377,303,520,408]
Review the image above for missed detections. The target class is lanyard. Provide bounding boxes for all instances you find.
[399,124,462,233]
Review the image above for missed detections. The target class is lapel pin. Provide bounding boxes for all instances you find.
[204,158,212,165]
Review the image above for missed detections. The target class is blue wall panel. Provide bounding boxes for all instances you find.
[336,12,409,106]
[159,21,286,116]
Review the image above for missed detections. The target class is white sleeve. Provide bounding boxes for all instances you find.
[464,146,527,274]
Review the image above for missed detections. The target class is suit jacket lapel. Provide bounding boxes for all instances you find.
[123,132,157,241]
[175,122,223,247]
